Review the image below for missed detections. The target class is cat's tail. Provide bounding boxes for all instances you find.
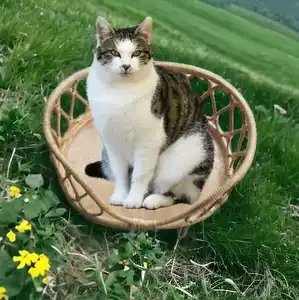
[85,161,109,179]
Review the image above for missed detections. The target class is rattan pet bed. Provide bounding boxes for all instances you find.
[43,61,256,230]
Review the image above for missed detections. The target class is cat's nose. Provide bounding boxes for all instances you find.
[122,64,131,71]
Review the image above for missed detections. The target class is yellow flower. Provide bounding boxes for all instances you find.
[42,277,49,285]
[9,186,21,198]
[13,250,29,269]
[36,254,51,273]
[28,267,40,279]
[15,220,32,232]
[13,250,38,269]
[13,250,51,279]
[6,231,16,243]
[28,254,51,279]
[38,254,50,265]
[0,286,8,300]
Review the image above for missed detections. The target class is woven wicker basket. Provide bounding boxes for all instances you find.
[43,61,256,230]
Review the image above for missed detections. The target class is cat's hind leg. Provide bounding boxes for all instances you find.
[142,173,209,210]
[143,133,214,209]
[171,175,202,204]
[142,175,203,210]
[153,134,213,194]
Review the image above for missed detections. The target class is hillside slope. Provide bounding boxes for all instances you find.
[202,0,299,33]
[227,4,299,40]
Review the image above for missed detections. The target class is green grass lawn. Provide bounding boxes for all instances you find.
[1,0,299,299]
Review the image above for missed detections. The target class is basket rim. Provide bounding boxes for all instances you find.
[43,61,257,228]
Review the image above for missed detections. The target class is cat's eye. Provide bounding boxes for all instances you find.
[110,49,120,57]
[132,51,142,57]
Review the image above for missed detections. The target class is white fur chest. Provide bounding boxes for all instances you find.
[87,62,164,164]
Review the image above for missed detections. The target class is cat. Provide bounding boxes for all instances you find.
[85,16,214,209]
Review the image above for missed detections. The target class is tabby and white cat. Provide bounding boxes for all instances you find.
[85,16,214,209]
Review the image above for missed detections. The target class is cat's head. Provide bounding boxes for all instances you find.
[94,16,153,79]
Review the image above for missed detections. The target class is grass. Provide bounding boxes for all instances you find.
[0,0,299,299]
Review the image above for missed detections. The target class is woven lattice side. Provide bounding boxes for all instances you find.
[50,80,89,147]
[187,74,248,175]
[52,154,104,218]
[177,72,249,177]
[49,80,105,217]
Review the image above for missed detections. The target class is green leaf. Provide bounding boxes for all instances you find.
[76,296,99,300]
[18,161,34,172]
[2,268,26,297]
[95,293,109,300]
[0,199,24,223]
[126,270,135,285]
[24,190,62,219]
[35,229,46,235]
[44,190,60,205]
[137,232,147,244]
[105,272,117,287]
[124,242,134,256]
[25,174,44,189]
[40,190,61,213]
[23,198,44,220]
[108,251,120,266]
[35,229,53,238]
[0,249,14,279]
[29,293,36,300]
[117,270,129,278]
[110,283,130,298]
[45,207,68,218]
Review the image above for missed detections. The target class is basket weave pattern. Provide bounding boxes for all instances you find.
[43,62,256,229]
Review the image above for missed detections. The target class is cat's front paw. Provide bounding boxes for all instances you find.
[123,192,143,209]
[109,188,128,206]
[143,194,174,210]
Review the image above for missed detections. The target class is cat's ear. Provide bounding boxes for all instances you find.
[135,16,152,43]
[96,17,115,45]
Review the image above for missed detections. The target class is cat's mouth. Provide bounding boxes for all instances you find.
[119,68,133,76]
[120,71,131,77]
